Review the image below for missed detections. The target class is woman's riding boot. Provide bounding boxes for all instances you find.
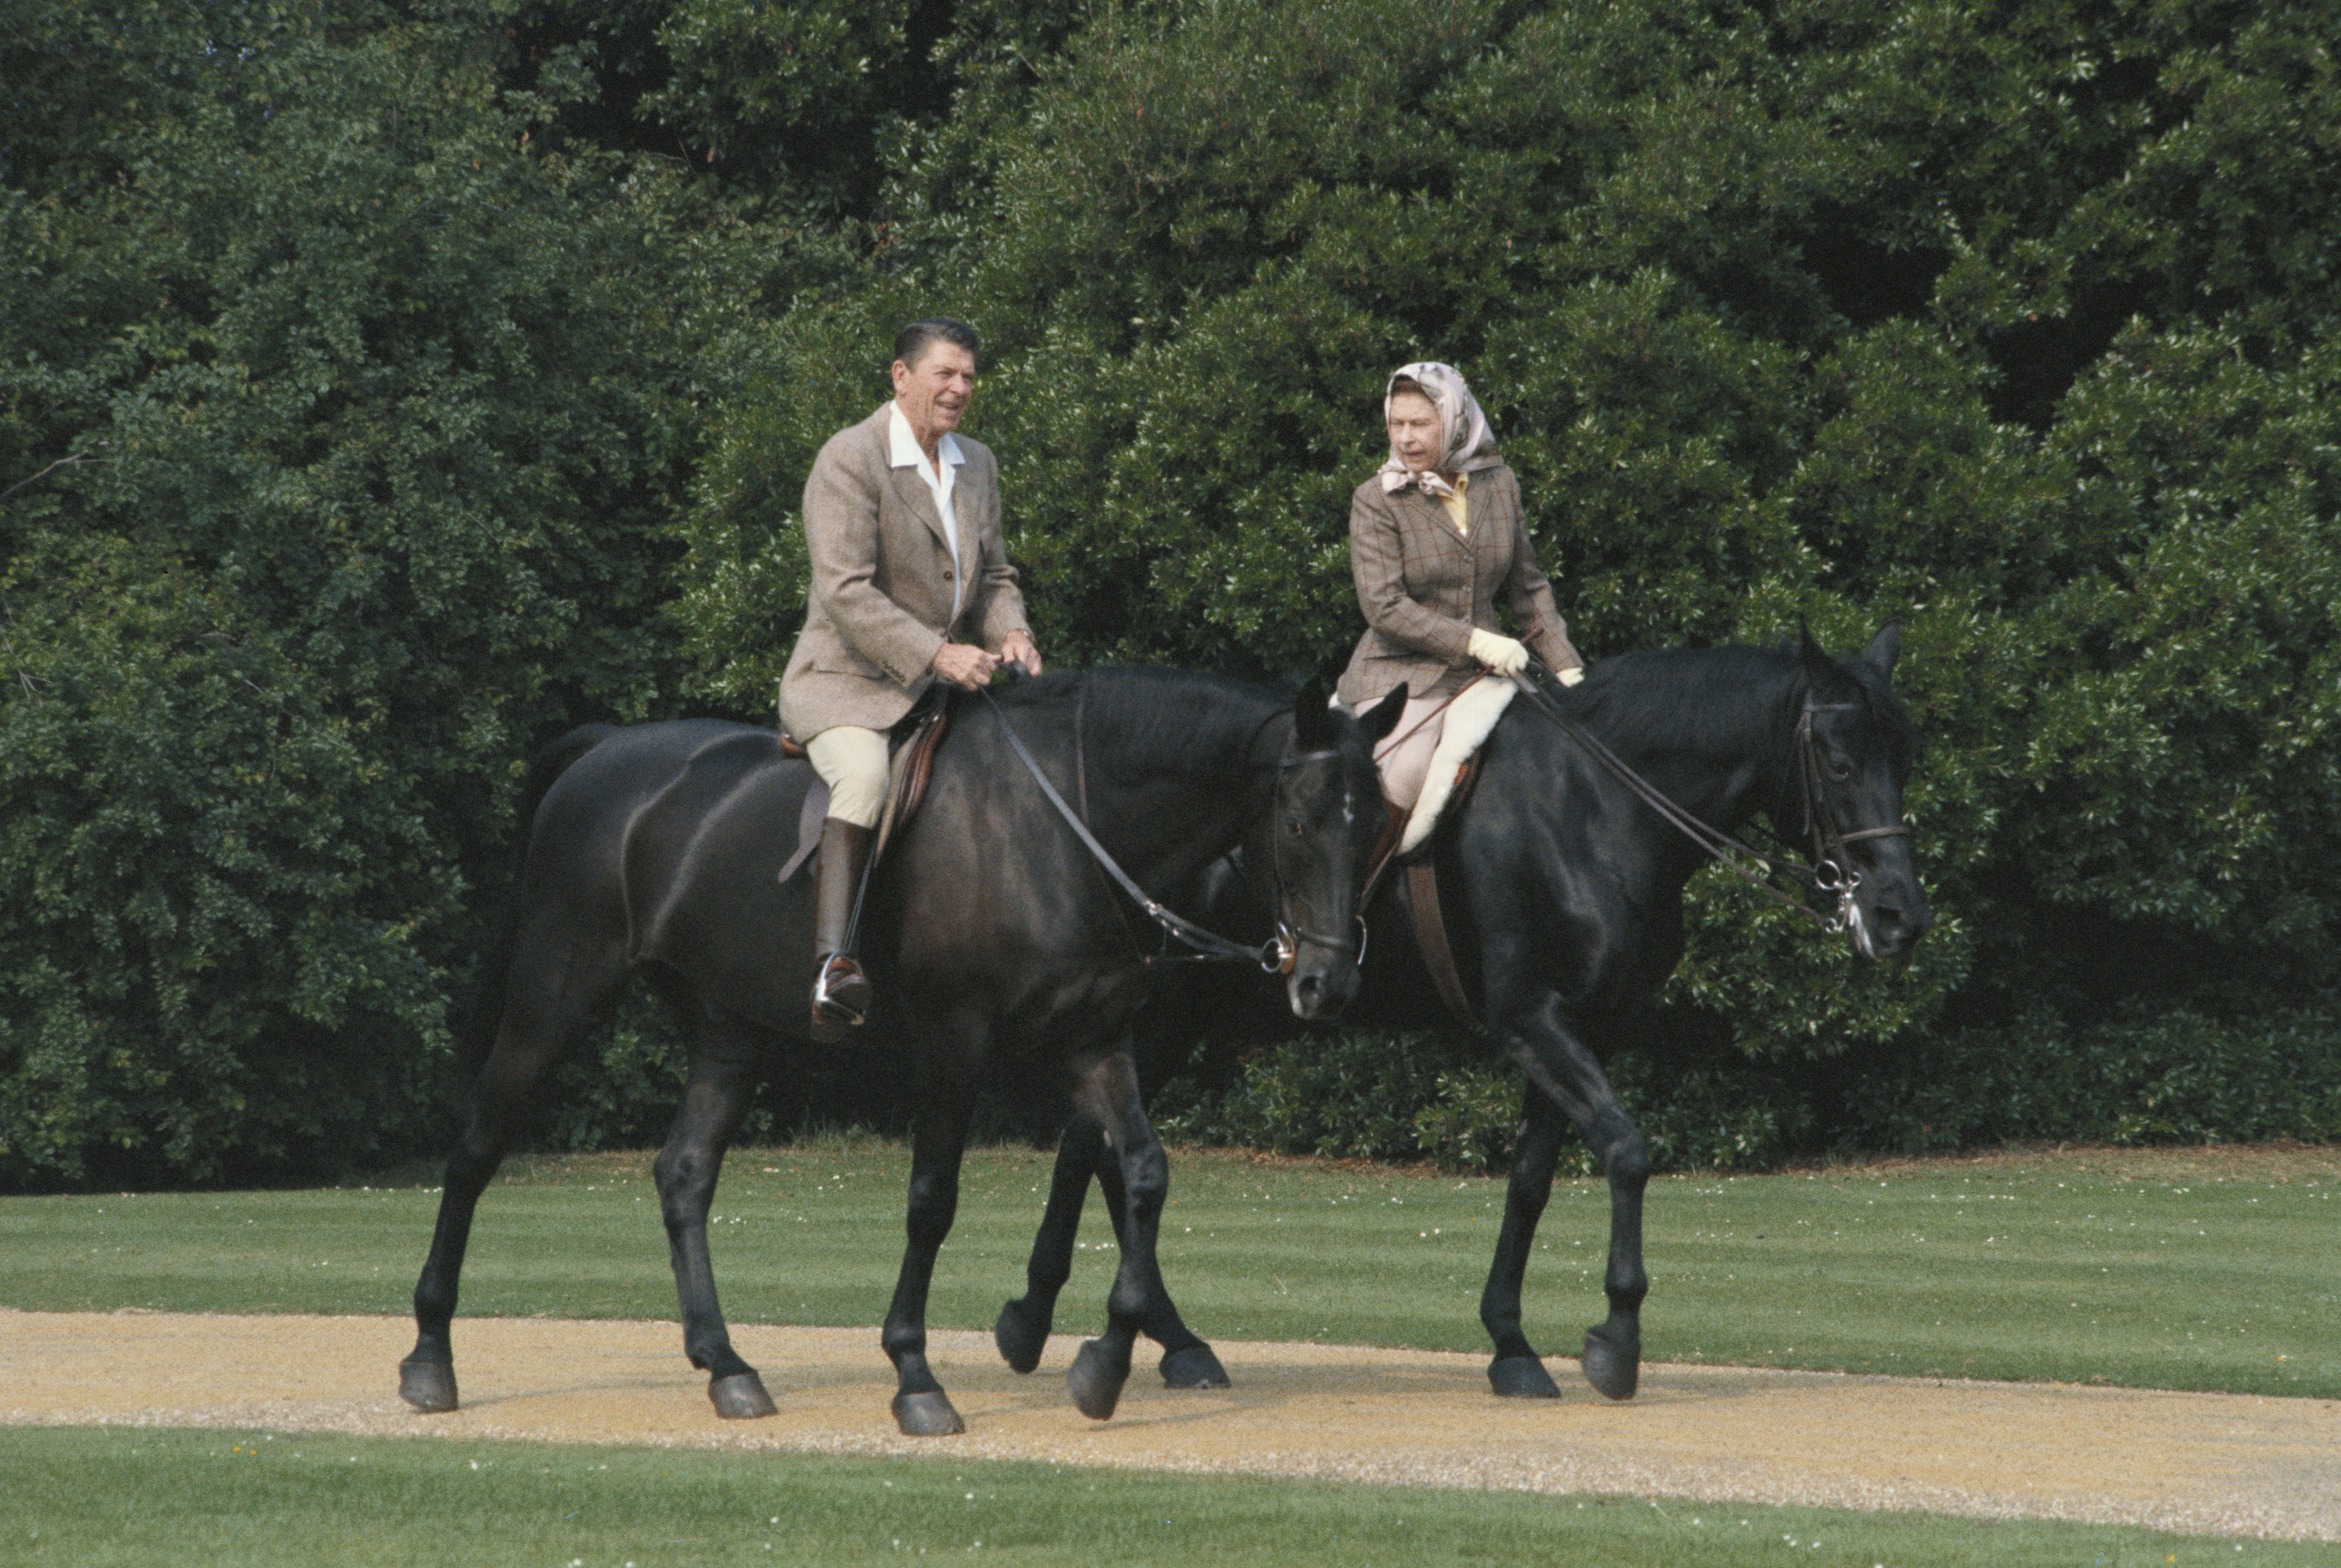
[810,817,874,1042]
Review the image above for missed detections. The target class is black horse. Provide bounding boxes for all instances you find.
[996,627,1929,1402]
[398,668,1404,1435]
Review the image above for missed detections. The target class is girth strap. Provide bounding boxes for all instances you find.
[1405,859,1478,1026]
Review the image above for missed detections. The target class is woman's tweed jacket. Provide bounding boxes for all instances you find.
[1335,460,1582,707]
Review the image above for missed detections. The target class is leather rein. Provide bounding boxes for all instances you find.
[1509,663,1910,933]
[980,686,1344,974]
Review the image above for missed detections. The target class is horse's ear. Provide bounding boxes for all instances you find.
[1292,678,1334,747]
[1861,621,1902,678]
[1798,618,1835,685]
[1357,686,1407,747]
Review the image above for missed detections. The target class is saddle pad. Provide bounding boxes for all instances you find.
[1397,674,1515,855]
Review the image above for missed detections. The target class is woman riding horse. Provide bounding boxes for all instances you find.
[1340,362,1585,814]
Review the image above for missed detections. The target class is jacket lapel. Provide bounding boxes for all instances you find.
[1407,486,1466,549]
[889,462,953,552]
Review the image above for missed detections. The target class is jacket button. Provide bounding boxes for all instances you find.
[942,569,954,580]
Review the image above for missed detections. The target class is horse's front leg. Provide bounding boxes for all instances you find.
[883,1037,981,1436]
[1062,1044,1181,1420]
[1486,992,1649,1401]
[653,1013,776,1418]
[997,1113,1226,1388]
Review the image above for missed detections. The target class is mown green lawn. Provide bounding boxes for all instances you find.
[0,1425,2323,1568]
[2,1139,2331,1397]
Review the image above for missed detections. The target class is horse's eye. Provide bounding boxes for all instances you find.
[1827,757,1853,781]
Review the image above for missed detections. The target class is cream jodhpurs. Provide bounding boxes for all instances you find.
[805,726,889,829]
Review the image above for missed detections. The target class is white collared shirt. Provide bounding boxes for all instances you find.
[888,401,965,621]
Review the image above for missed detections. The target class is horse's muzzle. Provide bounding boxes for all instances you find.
[1848,882,1931,961]
[1287,954,1361,1020]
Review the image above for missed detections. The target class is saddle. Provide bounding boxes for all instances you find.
[776,701,951,885]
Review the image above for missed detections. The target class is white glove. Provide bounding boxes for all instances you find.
[1556,665,1585,687]
[1467,628,1529,676]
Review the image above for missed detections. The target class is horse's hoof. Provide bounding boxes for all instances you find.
[994,1298,1050,1375]
[1159,1343,1230,1389]
[1066,1338,1129,1421]
[1488,1355,1561,1399]
[1581,1324,1641,1401]
[892,1391,965,1437]
[709,1372,777,1420]
[398,1357,458,1413]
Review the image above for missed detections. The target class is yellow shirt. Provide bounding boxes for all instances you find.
[1439,472,1469,535]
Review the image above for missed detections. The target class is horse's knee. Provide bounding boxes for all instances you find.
[1602,1126,1649,1189]
[904,1178,960,1251]
[654,1147,717,1227]
[1118,1148,1167,1221]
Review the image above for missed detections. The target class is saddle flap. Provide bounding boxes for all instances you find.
[874,705,949,861]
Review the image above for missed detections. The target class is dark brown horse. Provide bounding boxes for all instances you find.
[997,628,1929,1401]
[397,668,1403,1435]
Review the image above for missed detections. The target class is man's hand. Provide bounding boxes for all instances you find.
[931,641,1000,690]
[1000,630,1044,678]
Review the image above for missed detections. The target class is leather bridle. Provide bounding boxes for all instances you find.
[1256,742,1369,978]
[983,687,1362,974]
[1794,697,1912,917]
[1511,667,1911,935]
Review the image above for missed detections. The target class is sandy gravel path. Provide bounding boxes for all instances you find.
[3,1310,2333,1541]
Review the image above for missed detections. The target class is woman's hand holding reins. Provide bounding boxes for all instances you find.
[1468,628,1530,677]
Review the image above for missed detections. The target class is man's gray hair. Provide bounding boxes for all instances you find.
[894,317,980,372]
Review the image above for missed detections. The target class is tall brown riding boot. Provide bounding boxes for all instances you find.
[810,817,874,1042]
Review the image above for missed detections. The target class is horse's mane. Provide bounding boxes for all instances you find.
[1564,641,1915,773]
[983,666,1286,778]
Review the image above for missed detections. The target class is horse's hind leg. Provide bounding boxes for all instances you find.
[402,932,626,1413]
[995,1116,1096,1374]
[653,1009,777,1419]
[997,1115,1226,1388]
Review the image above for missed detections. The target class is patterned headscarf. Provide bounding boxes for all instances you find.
[1378,361,1500,496]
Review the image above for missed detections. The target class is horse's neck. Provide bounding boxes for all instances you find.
[1589,668,1800,839]
[1089,704,1277,892]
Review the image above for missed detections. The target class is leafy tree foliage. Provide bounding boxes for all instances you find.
[5,0,2336,1185]
[677,0,2340,1162]
[0,0,717,1183]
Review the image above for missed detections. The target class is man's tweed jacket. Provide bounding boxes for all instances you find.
[1335,460,1582,707]
[778,403,1031,739]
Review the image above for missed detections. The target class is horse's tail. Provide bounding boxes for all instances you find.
[453,723,620,1071]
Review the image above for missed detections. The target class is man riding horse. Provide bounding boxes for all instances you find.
[779,318,1045,1039]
